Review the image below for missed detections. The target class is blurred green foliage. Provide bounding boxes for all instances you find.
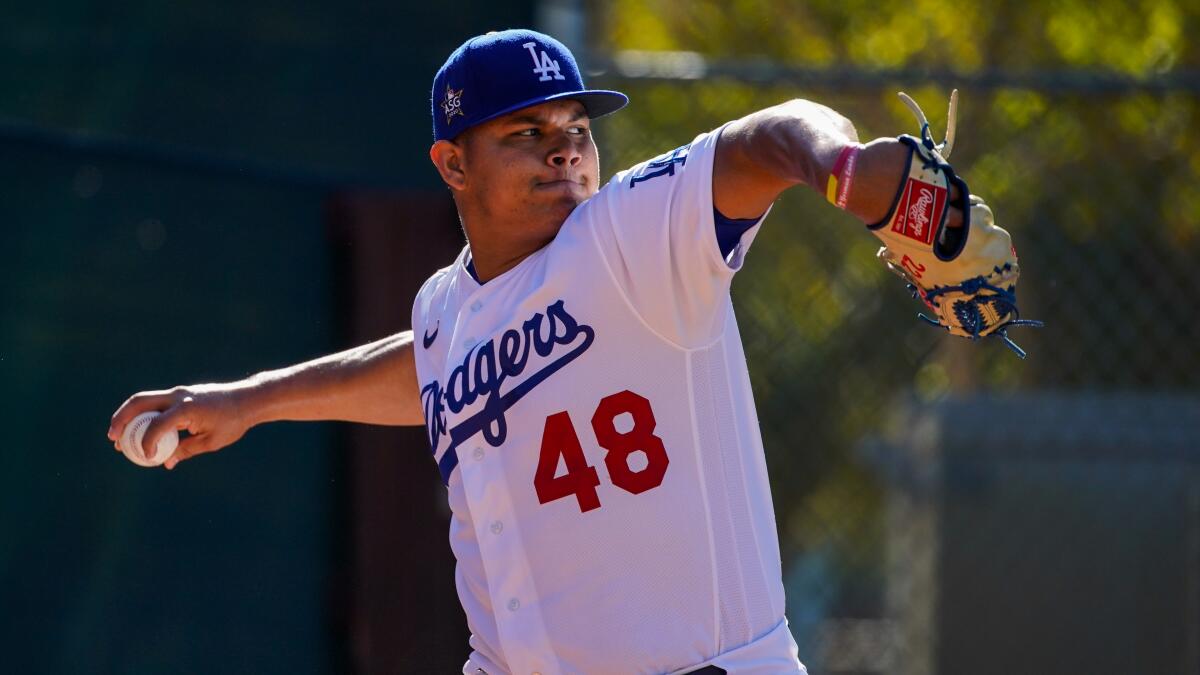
[594,0,1200,619]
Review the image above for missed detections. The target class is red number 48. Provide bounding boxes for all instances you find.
[533,390,670,513]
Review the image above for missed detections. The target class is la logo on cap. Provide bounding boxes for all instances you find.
[523,42,565,82]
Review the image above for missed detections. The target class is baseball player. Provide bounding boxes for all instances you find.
[109,29,1033,675]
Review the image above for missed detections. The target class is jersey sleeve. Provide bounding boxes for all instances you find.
[587,123,770,347]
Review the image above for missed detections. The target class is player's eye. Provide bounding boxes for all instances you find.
[516,128,539,137]
[568,125,589,135]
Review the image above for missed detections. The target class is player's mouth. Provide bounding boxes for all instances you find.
[535,178,586,189]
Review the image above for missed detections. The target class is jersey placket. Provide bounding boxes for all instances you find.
[451,279,562,675]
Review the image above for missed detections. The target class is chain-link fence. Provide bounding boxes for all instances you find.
[592,2,1200,672]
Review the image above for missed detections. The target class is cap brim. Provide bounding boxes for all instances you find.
[561,90,630,119]
[466,89,629,133]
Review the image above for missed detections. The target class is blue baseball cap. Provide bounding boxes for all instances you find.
[431,29,628,142]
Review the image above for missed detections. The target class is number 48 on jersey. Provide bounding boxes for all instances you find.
[534,389,670,513]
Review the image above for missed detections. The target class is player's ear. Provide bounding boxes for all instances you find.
[430,139,468,191]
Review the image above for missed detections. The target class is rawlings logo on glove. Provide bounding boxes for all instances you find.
[895,181,944,244]
[869,90,1043,358]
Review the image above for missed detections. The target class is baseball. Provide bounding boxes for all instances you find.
[120,411,178,467]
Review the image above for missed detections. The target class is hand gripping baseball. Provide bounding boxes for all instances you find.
[868,90,1043,357]
[108,384,253,469]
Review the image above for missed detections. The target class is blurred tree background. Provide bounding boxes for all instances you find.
[590,0,1200,670]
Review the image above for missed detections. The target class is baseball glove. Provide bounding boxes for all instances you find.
[868,90,1042,358]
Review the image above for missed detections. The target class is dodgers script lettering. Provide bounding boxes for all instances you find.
[422,299,595,482]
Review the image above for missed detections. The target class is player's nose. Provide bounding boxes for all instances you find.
[547,135,582,167]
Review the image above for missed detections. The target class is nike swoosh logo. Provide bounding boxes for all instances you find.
[422,322,439,349]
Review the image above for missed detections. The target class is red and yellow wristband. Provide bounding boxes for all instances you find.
[826,143,863,209]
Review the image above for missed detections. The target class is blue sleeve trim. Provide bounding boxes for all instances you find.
[713,205,762,260]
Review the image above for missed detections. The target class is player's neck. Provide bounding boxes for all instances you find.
[463,231,555,283]
[456,200,566,282]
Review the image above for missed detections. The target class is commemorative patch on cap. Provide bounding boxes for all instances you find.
[430,29,628,141]
[441,85,464,125]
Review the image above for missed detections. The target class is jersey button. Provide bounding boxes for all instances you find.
[470,300,483,312]
[490,520,503,535]
[507,598,520,612]
[463,337,476,349]
[472,447,485,461]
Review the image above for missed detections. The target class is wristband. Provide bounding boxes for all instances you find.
[825,143,862,209]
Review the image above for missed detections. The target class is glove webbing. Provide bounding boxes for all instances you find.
[908,275,1045,358]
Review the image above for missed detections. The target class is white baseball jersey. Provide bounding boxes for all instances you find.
[412,125,806,675]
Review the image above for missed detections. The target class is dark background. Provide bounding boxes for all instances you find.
[1,1,534,672]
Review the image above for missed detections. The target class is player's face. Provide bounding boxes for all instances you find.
[459,99,599,236]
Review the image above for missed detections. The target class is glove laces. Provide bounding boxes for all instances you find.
[909,279,1045,359]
